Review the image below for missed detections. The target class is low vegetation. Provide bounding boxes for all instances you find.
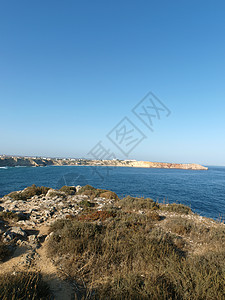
[118,195,159,211]
[79,199,96,208]
[0,242,11,261]
[0,211,27,224]
[1,184,224,299]
[6,184,118,202]
[77,185,119,200]
[47,192,225,299]
[7,184,50,201]
[78,210,116,221]
[0,272,51,299]
[165,216,225,250]
[46,190,66,198]
[59,185,76,195]
[166,217,194,235]
[161,203,192,214]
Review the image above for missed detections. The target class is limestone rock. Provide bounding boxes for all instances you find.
[10,226,27,237]
[76,185,82,192]
[3,226,27,242]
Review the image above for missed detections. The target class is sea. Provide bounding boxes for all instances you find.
[0,165,224,221]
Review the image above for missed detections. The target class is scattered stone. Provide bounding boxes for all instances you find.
[4,199,13,204]
[3,227,27,242]
[28,235,37,243]
[11,226,27,237]
[45,232,54,241]
[37,233,47,243]
[20,250,40,266]
[0,187,117,230]
[76,185,81,192]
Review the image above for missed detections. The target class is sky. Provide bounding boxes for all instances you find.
[0,1,225,166]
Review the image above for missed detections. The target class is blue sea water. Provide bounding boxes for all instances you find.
[0,165,224,221]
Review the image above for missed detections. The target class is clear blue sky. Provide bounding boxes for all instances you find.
[0,1,224,166]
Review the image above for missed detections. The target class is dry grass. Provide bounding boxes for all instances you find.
[0,242,11,262]
[47,211,183,299]
[118,195,159,211]
[2,186,224,299]
[0,271,51,299]
[146,211,161,221]
[165,217,194,235]
[47,194,225,299]
[165,216,225,247]
[161,203,192,214]
[78,210,116,222]
[0,211,27,223]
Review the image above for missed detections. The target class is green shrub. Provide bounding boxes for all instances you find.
[47,190,66,198]
[59,185,76,195]
[77,185,96,194]
[6,191,24,201]
[161,203,192,214]
[77,185,119,200]
[80,199,95,208]
[76,185,98,200]
[99,191,119,200]
[8,184,50,201]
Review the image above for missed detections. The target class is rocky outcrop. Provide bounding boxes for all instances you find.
[129,161,208,170]
[3,227,27,242]
[0,184,224,300]
[0,185,117,271]
[0,157,52,167]
[0,186,115,228]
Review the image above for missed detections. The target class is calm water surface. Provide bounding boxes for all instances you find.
[0,165,224,220]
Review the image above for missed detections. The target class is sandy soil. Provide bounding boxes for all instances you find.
[0,225,74,299]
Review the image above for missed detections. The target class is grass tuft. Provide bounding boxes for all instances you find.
[162,203,192,214]
[0,271,51,299]
[118,195,159,211]
[0,242,11,261]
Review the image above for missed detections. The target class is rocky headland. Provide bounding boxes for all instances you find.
[0,184,224,299]
[0,155,208,170]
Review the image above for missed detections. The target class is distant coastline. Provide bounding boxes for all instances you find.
[0,155,208,170]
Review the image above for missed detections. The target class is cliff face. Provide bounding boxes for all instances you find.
[130,161,208,170]
[0,157,53,167]
[0,156,208,170]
